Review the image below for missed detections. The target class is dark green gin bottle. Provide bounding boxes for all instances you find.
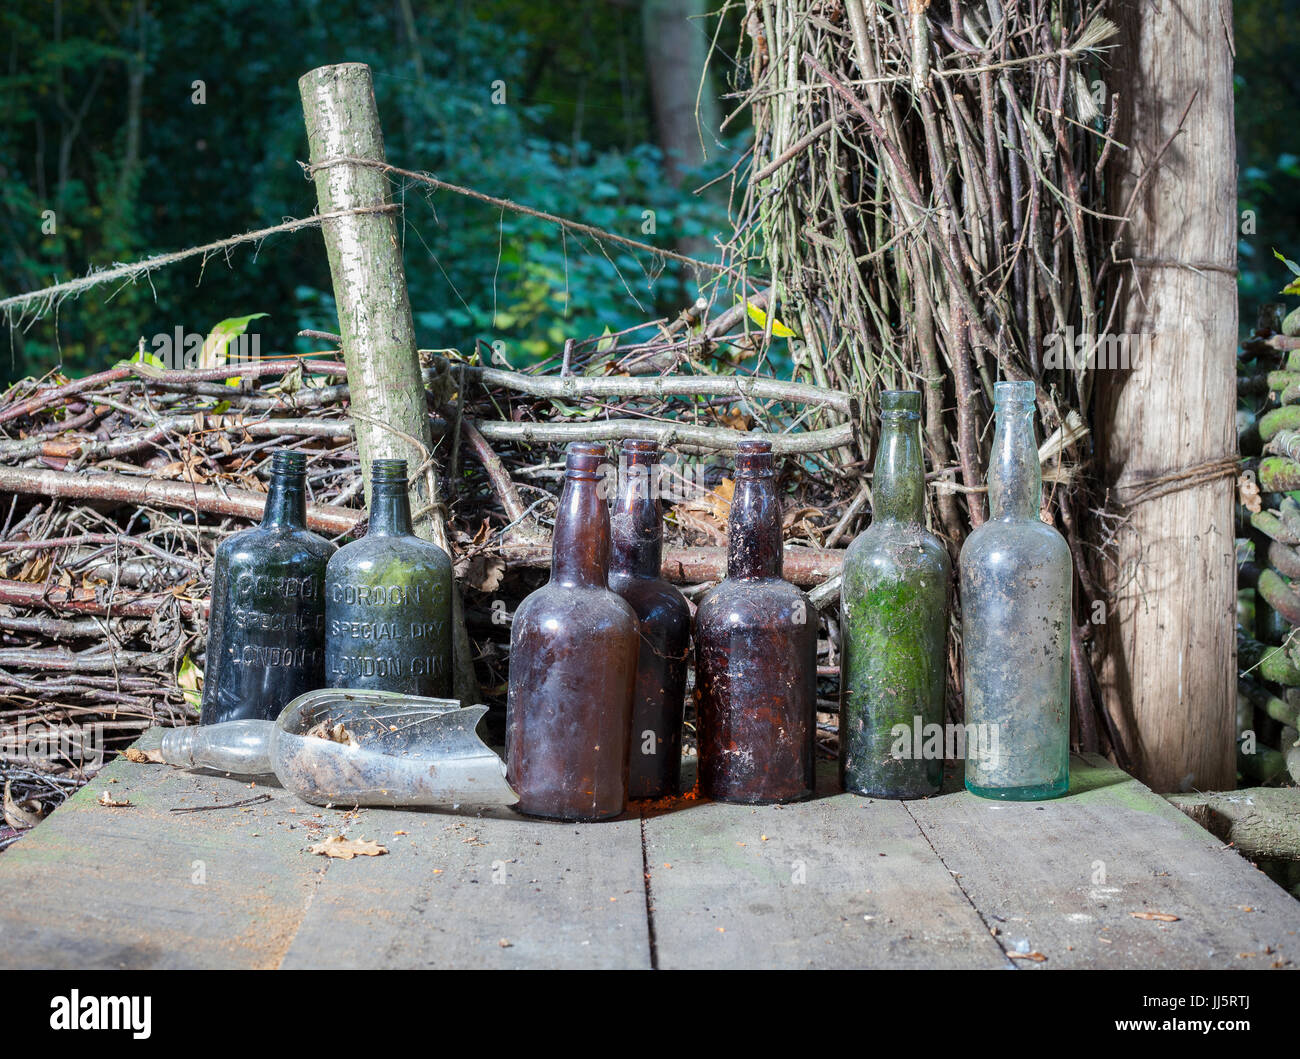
[839,390,951,798]
[325,458,453,696]
[200,450,335,725]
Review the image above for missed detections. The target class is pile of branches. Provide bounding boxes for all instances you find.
[0,316,859,826]
[715,0,1127,760]
[1238,302,1300,787]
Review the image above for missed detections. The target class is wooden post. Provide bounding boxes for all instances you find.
[299,62,479,705]
[1096,4,1237,791]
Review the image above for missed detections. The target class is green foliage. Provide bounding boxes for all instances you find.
[0,0,734,383]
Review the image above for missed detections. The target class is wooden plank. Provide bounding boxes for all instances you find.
[279,807,651,969]
[0,756,340,969]
[643,763,1009,969]
[907,754,1300,968]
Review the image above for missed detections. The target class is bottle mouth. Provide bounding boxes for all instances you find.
[880,389,922,421]
[994,380,1037,407]
[565,441,607,480]
[270,450,307,476]
[621,438,660,466]
[371,458,409,485]
[734,438,774,477]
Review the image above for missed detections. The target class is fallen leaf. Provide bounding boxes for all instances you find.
[98,791,133,808]
[308,835,388,860]
[1130,911,1180,923]
[1007,951,1048,962]
[123,746,165,764]
[1238,471,1262,514]
[3,779,45,830]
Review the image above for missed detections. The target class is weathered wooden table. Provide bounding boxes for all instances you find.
[1,748,1296,969]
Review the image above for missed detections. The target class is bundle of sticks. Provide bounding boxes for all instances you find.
[0,316,861,817]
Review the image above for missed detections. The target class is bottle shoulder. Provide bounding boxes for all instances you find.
[515,581,639,632]
[843,521,951,580]
[327,533,452,576]
[216,524,335,566]
[610,574,690,623]
[697,576,810,624]
[960,517,1071,568]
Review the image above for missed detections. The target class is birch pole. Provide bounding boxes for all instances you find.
[299,62,478,704]
[1096,4,1237,792]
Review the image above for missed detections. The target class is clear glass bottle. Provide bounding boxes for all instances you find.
[200,450,335,725]
[325,458,453,696]
[695,439,817,804]
[839,390,951,798]
[506,442,640,820]
[960,380,1072,799]
[609,440,690,799]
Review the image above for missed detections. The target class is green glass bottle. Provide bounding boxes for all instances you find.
[839,391,951,798]
[325,458,453,696]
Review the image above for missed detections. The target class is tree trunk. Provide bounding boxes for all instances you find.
[1096,2,1237,792]
[641,0,720,183]
[299,63,479,706]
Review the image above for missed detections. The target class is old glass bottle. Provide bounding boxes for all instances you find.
[200,450,334,725]
[696,439,817,804]
[960,380,1072,800]
[840,390,951,798]
[506,442,639,820]
[325,458,453,696]
[609,440,690,799]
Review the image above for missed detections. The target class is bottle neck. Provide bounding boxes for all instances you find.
[610,460,661,579]
[367,484,414,537]
[551,473,610,588]
[988,401,1041,520]
[872,414,925,523]
[260,471,307,530]
[727,476,783,579]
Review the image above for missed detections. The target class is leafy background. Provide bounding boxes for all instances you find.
[0,0,1292,384]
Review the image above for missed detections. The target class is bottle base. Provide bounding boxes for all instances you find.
[511,803,626,823]
[843,783,939,801]
[965,777,1069,801]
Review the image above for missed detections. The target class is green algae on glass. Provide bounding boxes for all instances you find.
[839,391,951,799]
[960,381,1072,801]
[325,459,453,696]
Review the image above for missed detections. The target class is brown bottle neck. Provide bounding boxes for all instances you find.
[610,458,661,579]
[551,473,611,588]
[727,475,783,579]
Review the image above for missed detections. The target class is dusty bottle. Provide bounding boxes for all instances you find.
[840,391,951,798]
[960,380,1072,800]
[609,440,690,799]
[200,450,335,725]
[695,439,817,804]
[325,458,453,697]
[506,442,639,820]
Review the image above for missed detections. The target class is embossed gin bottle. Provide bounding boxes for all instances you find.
[325,459,453,696]
[201,450,334,725]
[960,381,1072,800]
[696,439,817,804]
[506,442,640,820]
[840,391,951,798]
[609,440,690,799]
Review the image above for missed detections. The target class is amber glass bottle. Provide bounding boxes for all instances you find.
[506,442,640,820]
[695,439,817,803]
[325,458,453,696]
[609,440,690,799]
[200,450,335,725]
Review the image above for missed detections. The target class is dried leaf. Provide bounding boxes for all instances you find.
[308,835,388,860]
[124,746,165,764]
[1007,951,1048,962]
[1130,911,1180,923]
[3,780,45,830]
[1238,471,1262,514]
[97,791,133,808]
